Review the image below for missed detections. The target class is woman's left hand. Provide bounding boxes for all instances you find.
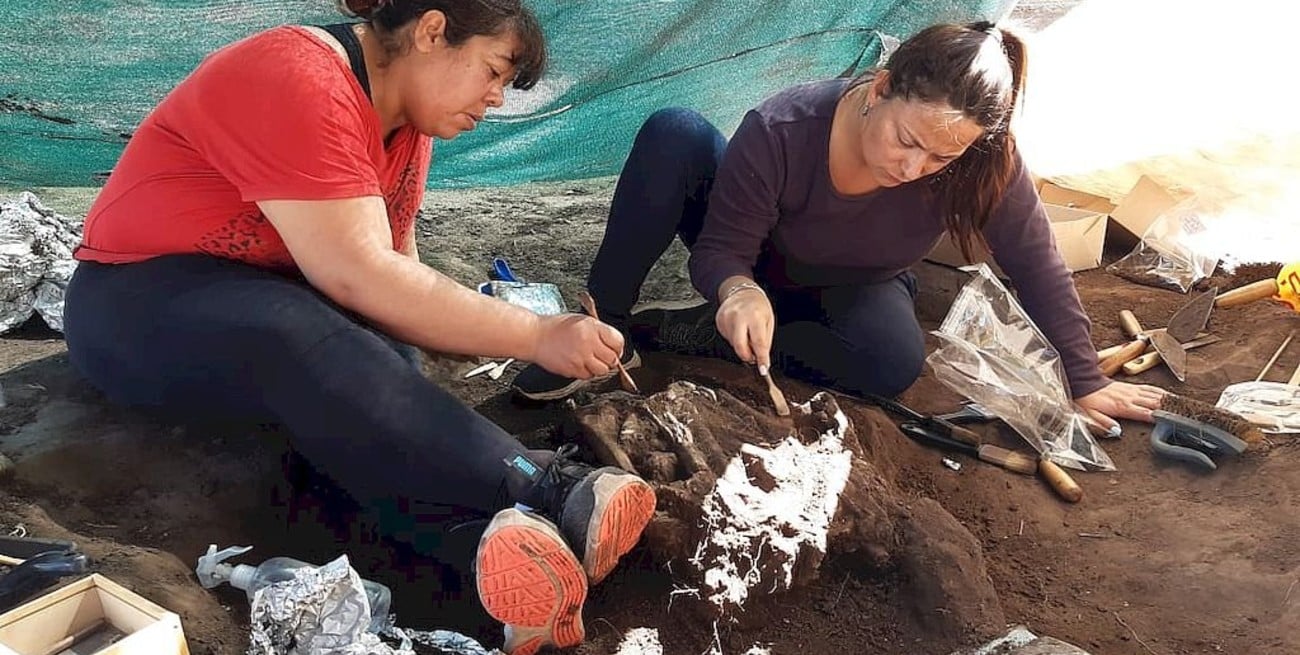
[1075,381,1167,433]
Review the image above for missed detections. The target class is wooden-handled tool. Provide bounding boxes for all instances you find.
[1216,263,1300,312]
[900,423,1036,475]
[1038,457,1083,503]
[577,291,640,394]
[979,445,1039,475]
[1098,310,1149,376]
[1216,279,1279,308]
[1122,334,1221,375]
[759,367,791,417]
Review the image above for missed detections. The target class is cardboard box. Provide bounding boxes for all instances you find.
[1038,181,1117,214]
[1107,175,1182,250]
[926,203,1109,275]
[0,574,189,655]
[925,176,1188,276]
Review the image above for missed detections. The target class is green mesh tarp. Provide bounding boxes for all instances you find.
[0,1,1010,188]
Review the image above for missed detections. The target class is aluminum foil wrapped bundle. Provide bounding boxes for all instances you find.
[0,192,81,333]
[247,554,501,655]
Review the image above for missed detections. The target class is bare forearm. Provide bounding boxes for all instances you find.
[402,224,420,261]
[330,251,542,360]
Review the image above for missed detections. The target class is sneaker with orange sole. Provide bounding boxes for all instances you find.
[555,465,656,584]
[514,444,657,585]
[476,508,588,655]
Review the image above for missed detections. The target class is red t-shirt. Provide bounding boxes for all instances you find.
[76,26,432,270]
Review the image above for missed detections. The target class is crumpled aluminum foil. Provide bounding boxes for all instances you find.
[247,555,502,655]
[0,192,81,333]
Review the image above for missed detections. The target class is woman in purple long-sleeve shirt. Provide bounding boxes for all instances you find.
[515,21,1165,430]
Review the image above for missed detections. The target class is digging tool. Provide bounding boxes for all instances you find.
[1215,262,1300,311]
[906,399,1084,501]
[1096,331,1209,361]
[1099,311,1188,381]
[1167,287,1218,342]
[861,393,981,445]
[934,401,998,424]
[899,422,1037,475]
[578,290,640,394]
[758,368,791,417]
[1122,334,1221,375]
[1038,458,1083,503]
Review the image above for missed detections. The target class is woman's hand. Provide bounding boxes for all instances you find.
[531,314,623,379]
[1075,381,1167,433]
[715,283,776,370]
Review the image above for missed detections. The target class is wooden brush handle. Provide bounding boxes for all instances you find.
[1289,362,1300,387]
[1099,339,1148,376]
[1039,458,1083,503]
[1216,279,1278,308]
[1118,310,1144,338]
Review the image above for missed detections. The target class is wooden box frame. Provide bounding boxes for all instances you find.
[0,574,189,655]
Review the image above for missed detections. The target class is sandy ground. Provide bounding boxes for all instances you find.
[5,4,1300,653]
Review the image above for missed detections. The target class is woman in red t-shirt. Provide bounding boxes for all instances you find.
[63,2,653,652]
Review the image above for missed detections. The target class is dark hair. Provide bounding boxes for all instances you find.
[339,0,547,89]
[847,21,1027,262]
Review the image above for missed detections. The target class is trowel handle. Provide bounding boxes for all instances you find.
[1039,458,1083,503]
[1118,310,1144,338]
[1216,279,1278,309]
[1123,351,1164,375]
[1099,339,1147,376]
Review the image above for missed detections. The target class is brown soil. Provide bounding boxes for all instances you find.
[1,181,1298,654]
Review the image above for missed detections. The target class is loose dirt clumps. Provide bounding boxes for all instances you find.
[567,380,1006,640]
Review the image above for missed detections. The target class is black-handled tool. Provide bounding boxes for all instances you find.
[0,535,76,561]
[863,393,982,445]
[0,551,89,612]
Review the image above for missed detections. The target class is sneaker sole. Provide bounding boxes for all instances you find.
[476,509,588,655]
[583,475,657,584]
[514,351,643,402]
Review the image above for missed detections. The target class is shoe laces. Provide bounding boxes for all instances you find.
[531,443,592,520]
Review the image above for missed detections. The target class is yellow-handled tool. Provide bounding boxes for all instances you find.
[1216,262,1300,311]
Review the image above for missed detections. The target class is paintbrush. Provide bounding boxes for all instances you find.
[577,290,640,394]
[759,365,791,417]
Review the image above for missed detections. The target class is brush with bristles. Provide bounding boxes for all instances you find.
[1159,393,1266,445]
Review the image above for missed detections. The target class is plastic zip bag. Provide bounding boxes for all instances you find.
[1215,381,1300,434]
[926,265,1114,471]
[1106,195,1222,292]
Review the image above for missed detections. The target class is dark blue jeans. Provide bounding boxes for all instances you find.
[587,108,925,397]
[64,255,543,539]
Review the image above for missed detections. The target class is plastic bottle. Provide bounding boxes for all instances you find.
[196,545,392,633]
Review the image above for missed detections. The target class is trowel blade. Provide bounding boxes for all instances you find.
[1150,331,1188,382]
[1167,287,1217,343]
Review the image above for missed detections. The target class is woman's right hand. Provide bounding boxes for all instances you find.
[715,285,776,369]
[531,314,624,379]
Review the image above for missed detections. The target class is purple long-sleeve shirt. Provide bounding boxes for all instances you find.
[688,79,1108,398]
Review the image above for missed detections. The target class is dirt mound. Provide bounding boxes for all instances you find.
[568,382,1003,643]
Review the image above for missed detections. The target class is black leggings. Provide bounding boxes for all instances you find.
[587,108,925,397]
[64,255,540,531]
